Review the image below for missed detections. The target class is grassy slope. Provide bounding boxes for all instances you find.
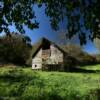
[0,65,100,100]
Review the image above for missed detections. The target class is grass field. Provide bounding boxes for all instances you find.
[80,64,100,71]
[0,64,100,100]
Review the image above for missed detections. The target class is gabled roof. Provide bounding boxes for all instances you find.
[31,37,68,58]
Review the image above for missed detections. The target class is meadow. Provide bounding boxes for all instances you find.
[0,64,100,100]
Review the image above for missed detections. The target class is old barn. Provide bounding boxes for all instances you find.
[31,38,76,71]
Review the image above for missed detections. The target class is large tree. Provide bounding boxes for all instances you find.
[0,0,100,45]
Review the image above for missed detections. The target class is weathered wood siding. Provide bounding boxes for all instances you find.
[32,44,64,69]
[49,45,63,64]
[43,44,63,64]
[32,49,42,69]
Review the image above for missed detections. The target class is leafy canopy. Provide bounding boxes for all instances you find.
[0,0,100,45]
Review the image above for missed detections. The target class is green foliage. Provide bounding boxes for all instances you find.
[0,33,32,65]
[0,67,100,100]
[0,0,39,34]
[0,0,100,45]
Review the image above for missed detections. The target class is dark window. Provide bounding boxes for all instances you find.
[35,65,37,67]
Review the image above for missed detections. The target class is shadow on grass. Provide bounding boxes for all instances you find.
[67,67,100,73]
[0,69,39,83]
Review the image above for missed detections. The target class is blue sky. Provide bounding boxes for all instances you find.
[0,4,99,54]
[25,4,99,54]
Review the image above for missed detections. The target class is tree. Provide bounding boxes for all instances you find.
[0,0,100,45]
[62,44,97,65]
[0,33,32,65]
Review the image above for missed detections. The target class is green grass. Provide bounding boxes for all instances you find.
[0,65,100,100]
[80,64,100,71]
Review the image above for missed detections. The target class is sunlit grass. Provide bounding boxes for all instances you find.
[0,66,100,100]
[79,64,100,71]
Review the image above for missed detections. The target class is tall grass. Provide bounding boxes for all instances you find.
[0,67,100,100]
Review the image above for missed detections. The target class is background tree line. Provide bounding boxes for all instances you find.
[0,33,32,66]
[62,44,99,71]
[0,33,99,68]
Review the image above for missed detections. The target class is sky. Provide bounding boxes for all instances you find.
[0,4,99,54]
[25,4,99,54]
